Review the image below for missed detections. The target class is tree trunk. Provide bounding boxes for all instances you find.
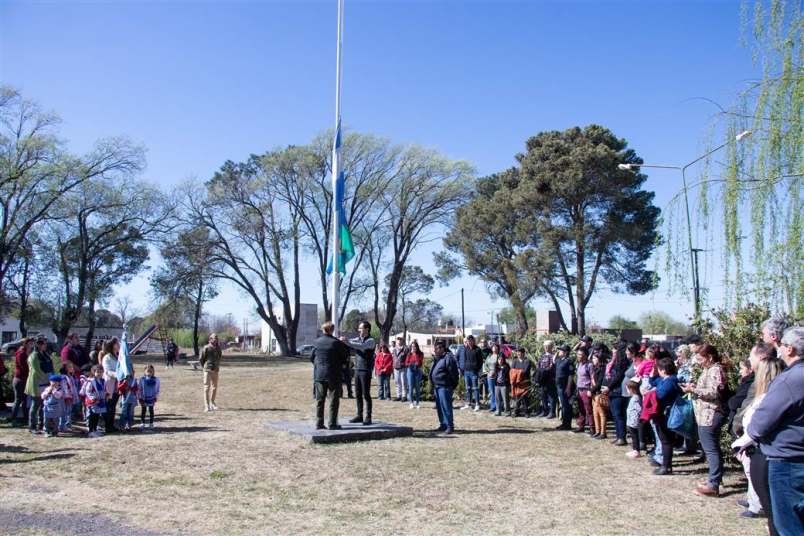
[84,295,97,349]
[17,254,30,337]
[509,291,529,336]
[192,279,204,357]
[401,298,407,344]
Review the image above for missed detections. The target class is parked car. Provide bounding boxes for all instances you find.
[296,344,315,357]
[2,337,57,356]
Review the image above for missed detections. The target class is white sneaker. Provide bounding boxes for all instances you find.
[140,424,145,432]
[473,405,480,412]
[409,403,415,409]
[460,405,471,410]
[210,403,219,411]
[415,404,421,410]
[204,406,211,412]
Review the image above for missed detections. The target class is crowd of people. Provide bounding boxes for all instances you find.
[311,318,803,536]
[5,333,161,437]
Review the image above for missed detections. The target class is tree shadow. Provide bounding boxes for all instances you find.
[150,425,231,434]
[0,452,77,464]
[453,428,536,435]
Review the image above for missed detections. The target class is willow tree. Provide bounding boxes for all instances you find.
[662,0,802,318]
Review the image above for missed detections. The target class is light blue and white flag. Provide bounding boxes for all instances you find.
[116,331,133,380]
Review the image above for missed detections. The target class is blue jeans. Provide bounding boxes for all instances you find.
[377,374,391,400]
[486,377,497,411]
[435,387,454,429]
[698,411,725,489]
[464,371,479,405]
[609,396,627,440]
[119,402,137,428]
[406,366,421,404]
[651,421,663,463]
[768,459,804,536]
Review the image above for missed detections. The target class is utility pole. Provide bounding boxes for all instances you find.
[460,288,465,342]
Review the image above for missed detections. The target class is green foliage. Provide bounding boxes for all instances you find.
[638,311,691,336]
[517,331,621,359]
[608,315,639,330]
[169,328,209,350]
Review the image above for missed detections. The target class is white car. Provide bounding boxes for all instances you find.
[296,344,315,357]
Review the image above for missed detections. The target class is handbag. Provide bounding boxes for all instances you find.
[668,395,696,438]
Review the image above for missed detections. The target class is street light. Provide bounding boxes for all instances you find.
[618,130,751,328]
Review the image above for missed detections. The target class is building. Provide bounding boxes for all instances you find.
[392,329,461,354]
[532,310,562,335]
[261,303,318,354]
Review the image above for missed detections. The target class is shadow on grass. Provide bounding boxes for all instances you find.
[454,427,536,435]
[150,425,231,434]
[0,452,78,464]
[228,407,298,412]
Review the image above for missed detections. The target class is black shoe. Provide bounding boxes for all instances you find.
[614,439,627,446]
[441,427,454,435]
[572,428,586,434]
[327,425,342,430]
[433,426,447,433]
[546,414,556,419]
[348,416,363,424]
[555,424,571,430]
[315,424,326,430]
[595,435,607,440]
[591,433,600,438]
[648,458,661,467]
[654,467,672,476]
[362,419,372,426]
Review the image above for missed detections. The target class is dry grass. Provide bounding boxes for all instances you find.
[0,358,765,536]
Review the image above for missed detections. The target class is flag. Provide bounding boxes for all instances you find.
[327,119,355,275]
[115,331,133,381]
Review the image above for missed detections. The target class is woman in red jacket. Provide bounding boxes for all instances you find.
[11,338,33,425]
[374,343,394,400]
[405,340,424,408]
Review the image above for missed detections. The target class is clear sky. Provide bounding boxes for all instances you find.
[1,0,757,331]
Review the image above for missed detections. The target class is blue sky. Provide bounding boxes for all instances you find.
[1,0,757,330]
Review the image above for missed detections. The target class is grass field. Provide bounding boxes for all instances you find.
[0,358,766,536]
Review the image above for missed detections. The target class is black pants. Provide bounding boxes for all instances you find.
[556,381,572,426]
[514,394,530,416]
[105,393,119,431]
[653,413,674,470]
[628,426,640,451]
[342,368,353,397]
[354,370,372,420]
[750,449,777,536]
[11,378,27,421]
[140,404,154,425]
[88,413,100,432]
[314,381,341,427]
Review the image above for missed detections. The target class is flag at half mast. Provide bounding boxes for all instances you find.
[327,119,355,274]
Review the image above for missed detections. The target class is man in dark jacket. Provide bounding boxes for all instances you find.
[311,321,350,430]
[430,341,459,434]
[461,335,484,412]
[343,320,375,425]
[554,344,575,430]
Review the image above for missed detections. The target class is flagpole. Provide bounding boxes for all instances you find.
[331,0,344,336]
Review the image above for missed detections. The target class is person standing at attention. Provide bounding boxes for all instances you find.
[343,321,375,425]
[460,335,484,412]
[311,322,350,430]
[200,333,222,412]
[430,341,459,435]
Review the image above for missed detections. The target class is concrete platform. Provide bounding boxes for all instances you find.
[264,420,413,444]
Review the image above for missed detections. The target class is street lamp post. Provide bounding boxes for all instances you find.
[618,130,751,328]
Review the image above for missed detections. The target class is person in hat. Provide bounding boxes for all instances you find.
[554,344,575,430]
[41,374,65,437]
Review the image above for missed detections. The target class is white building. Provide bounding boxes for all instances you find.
[260,303,319,354]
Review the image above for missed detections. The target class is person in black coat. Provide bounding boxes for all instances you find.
[430,341,459,434]
[605,345,630,445]
[728,357,754,437]
[311,322,350,430]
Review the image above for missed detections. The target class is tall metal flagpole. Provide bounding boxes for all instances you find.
[330,0,344,336]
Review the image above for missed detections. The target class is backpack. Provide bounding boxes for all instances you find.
[640,390,658,422]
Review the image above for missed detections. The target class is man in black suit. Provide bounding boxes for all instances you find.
[311,321,350,430]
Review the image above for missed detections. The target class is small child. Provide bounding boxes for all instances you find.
[625,378,643,459]
[138,364,160,432]
[41,374,65,437]
[59,363,79,432]
[118,373,140,431]
[83,365,108,438]
[374,344,393,401]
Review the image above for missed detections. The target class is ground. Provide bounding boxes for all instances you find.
[1,357,766,536]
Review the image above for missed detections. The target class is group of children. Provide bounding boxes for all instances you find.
[37,362,160,438]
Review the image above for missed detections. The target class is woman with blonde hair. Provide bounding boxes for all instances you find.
[732,343,784,534]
